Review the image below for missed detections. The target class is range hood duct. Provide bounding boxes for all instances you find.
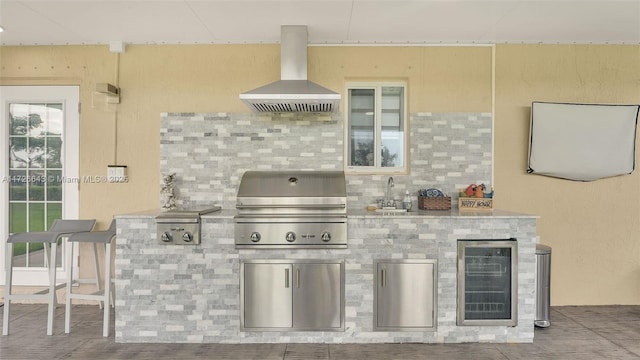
[239,25,341,113]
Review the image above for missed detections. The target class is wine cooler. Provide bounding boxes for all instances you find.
[457,239,517,326]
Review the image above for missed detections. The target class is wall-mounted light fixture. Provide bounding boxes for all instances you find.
[95,82,120,104]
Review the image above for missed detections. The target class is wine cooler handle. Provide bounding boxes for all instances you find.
[381,268,386,288]
[296,268,301,288]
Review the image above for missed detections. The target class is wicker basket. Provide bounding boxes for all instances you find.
[418,196,452,210]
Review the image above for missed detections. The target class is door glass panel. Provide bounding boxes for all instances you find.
[46,137,62,168]
[9,137,28,168]
[9,170,26,200]
[9,203,26,233]
[348,89,375,166]
[28,170,45,200]
[381,86,404,168]
[47,170,63,201]
[8,102,64,266]
[47,203,62,225]
[29,137,46,168]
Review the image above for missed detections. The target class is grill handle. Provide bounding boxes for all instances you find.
[156,218,200,224]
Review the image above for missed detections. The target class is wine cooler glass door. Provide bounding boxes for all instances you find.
[457,239,517,326]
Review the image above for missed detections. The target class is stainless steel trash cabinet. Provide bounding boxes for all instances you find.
[535,244,552,328]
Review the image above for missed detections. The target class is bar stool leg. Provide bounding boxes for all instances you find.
[103,241,112,337]
[46,242,58,336]
[92,243,104,309]
[42,243,58,306]
[3,243,14,335]
[65,240,73,334]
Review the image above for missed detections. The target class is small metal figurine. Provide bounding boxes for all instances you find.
[161,172,177,210]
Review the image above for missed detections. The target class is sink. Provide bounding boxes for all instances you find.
[374,208,407,213]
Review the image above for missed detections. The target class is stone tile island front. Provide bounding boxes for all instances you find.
[115,209,538,344]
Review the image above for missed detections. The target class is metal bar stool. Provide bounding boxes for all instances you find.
[65,219,116,337]
[3,219,96,336]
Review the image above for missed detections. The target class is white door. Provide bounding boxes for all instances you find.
[0,85,79,286]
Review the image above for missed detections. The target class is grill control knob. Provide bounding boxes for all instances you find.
[182,232,193,242]
[160,232,172,242]
[285,232,296,242]
[250,232,261,243]
[321,232,331,242]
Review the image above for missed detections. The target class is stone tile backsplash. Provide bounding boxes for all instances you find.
[160,112,492,210]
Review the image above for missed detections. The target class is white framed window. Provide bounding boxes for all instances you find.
[345,82,408,174]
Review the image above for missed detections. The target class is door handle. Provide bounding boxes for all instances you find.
[285,268,289,288]
[381,268,386,288]
[296,268,300,289]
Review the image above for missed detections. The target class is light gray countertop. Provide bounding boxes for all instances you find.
[113,208,235,219]
[347,208,537,218]
[115,208,537,219]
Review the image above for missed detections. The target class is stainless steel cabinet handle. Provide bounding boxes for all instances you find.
[381,268,386,288]
[296,268,300,288]
[285,268,289,288]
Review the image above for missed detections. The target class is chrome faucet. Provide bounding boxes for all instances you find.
[385,177,395,208]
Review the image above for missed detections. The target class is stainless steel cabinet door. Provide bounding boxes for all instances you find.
[243,263,293,328]
[376,261,435,329]
[293,263,342,329]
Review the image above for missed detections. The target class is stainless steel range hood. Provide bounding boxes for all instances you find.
[239,26,341,113]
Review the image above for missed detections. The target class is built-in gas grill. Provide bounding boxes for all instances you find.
[156,206,221,245]
[234,170,347,248]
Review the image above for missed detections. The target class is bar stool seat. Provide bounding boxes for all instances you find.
[65,219,116,337]
[3,219,96,336]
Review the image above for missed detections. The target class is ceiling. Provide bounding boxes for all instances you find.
[1,0,639,46]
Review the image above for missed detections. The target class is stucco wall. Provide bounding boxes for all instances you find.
[494,44,640,305]
[1,43,639,305]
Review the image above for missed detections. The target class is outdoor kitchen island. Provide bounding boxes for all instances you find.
[114,209,538,344]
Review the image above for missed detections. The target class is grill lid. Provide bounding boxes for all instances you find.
[236,170,346,209]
